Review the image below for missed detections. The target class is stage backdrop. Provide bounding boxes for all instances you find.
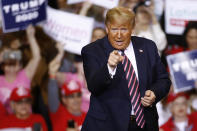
[0,0,47,33]
[41,7,94,55]
[165,0,197,35]
[167,50,197,93]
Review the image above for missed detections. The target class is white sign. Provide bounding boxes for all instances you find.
[0,128,31,131]
[165,0,197,35]
[67,0,84,5]
[42,7,94,55]
[67,0,119,9]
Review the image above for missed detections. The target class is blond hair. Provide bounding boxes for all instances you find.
[105,7,135,27]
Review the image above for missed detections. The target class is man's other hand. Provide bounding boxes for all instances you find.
[141,90,156,107]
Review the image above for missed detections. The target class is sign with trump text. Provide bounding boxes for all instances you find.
[42,7,94,55]
[167,50,197,93]
[0,0,47,33]
[165,0,197,35]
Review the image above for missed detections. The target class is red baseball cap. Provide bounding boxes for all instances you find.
[167,92,189,104]
[61,80,81,96]
[10,87,32,101]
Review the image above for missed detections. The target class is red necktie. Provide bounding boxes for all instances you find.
[122,52,145,128]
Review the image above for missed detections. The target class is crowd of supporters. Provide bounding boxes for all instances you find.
[0,0,197,131]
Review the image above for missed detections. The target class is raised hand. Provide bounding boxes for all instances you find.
[108,50,124,70]
[26,25,35,39]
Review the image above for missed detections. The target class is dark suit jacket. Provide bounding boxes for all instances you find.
[81,36,171,131]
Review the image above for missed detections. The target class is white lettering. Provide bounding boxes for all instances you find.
[180,61,190,70]
[186,72,197,81]
[172,63,180,72]
[3,5,10,14]
[20,2,28,10]
[172,59,197,72]
[29,0,39,8]
[15,11,39,23]
[190,59,197,68]
[12,4,20,12]
[3,0,45,13]
[39,0,45,5]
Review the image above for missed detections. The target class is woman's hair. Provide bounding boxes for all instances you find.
[182,21,197,48]
[105,7,135,27]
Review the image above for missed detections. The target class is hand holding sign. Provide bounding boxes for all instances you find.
[26,25,35,38]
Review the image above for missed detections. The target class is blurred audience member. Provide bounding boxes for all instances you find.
[182,21,197,51]
[91,27,106,42]
[49,43,90,113]
[133,2,167,55]
[160,92,197,131]
[79,1,93,16]
[73,55,90,113]
[157,83,175,126]
[153,0,165,20]
[120,0,141,10]
[189,95,197,113]
[48,50,86,131]
[0,87,47,131]
[0,25,41,113]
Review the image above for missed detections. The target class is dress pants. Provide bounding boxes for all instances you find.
[128,117,146,131]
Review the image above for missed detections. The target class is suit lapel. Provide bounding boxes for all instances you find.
[102,36,114,57]
[132,37,146,97]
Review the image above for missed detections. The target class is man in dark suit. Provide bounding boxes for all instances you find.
[81,7,171,131]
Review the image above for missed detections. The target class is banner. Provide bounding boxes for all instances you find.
[165,0,197,35]
[167,50,197,93]
[67,0,119,9]
[42,7,94,55]
[67,0,84,5]
[0,0,47,33]
[0,128,31,131]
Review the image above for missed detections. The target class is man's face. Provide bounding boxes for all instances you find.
[106,20,133,50]
[62,92,82,113]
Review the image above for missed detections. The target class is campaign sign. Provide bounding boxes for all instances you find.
[42,7,94,55]
[67,0,119,9]
[0,0,47,33]
[167,50,197,93]
[67,0,84,5]
[165,0,197,35]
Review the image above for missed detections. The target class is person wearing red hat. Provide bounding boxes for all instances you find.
[0,87,47,131]
[48,56,86,131]
[160,92,197,131]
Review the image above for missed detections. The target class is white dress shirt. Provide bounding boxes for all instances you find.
[107,41,139,115]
